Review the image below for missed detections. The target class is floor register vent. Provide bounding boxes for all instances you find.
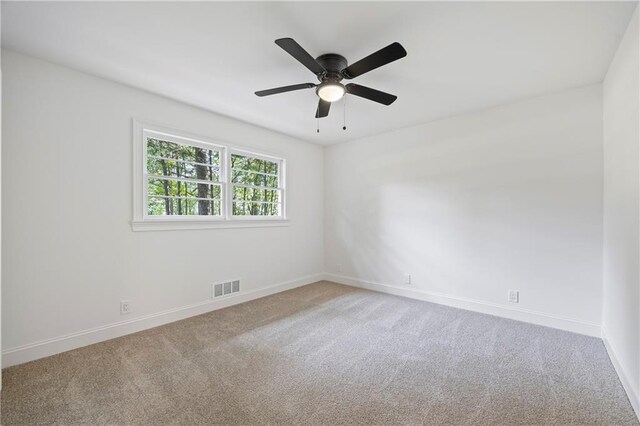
[213,280,240,298]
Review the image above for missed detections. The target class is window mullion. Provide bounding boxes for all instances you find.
[225,147,232,220]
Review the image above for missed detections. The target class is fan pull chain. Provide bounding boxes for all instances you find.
[317,116,320,133]
[343,96,347,131]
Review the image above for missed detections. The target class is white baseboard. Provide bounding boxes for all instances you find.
[324,273,601,337]
[1,272,604,368]
[602,327,640,421]
[2,273,324,368]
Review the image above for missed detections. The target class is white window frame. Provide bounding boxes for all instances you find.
[132,120,288,231]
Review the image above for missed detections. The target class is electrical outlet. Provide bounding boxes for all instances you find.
[337,263,343,273]
[403,274,412,285]
[120,300,131,315]
[508,290,519,303]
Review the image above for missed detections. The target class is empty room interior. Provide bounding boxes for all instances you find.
[1,1,640,424]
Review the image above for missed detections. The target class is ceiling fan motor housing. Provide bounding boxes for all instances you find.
[315,53,348,81]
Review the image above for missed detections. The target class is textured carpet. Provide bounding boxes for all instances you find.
[2,281,638,425]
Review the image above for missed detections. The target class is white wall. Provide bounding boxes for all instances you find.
[602,5,640,415]
[325,84,604,335]
[1,50,324,365]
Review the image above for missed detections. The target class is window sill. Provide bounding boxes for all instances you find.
[131,219,290,232]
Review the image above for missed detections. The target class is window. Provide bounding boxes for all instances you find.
[146,137,223,217]
[231,152,283,217]
[133,121,287,231]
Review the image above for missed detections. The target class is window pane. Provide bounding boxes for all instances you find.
[148,196,221,216]
[148,178,221,199]
[231,154,279,176]
[232,186,280,203]
[147,157,220,182]
[231,170,278,188]
[232,201,281,216]
[147,178,222,216]
[147,138,220,181]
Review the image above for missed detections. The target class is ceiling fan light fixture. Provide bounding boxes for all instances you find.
[317,82,346,102]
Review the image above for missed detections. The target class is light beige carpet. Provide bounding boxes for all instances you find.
[2,281,638,425]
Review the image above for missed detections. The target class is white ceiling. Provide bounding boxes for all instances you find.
[2,1,637,145]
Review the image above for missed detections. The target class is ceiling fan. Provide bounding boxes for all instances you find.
[255,38,407,119]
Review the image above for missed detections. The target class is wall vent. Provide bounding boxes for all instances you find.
[214,283,223,298]
[213,280,240,299]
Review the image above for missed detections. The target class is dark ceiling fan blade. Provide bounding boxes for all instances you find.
[315,99,331,118]
[275,38,326,75]
[255,83,315,97]
[346,84,397,105]
[342,42,407,79]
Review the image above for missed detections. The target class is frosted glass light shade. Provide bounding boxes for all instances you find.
[317,83,345,102]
